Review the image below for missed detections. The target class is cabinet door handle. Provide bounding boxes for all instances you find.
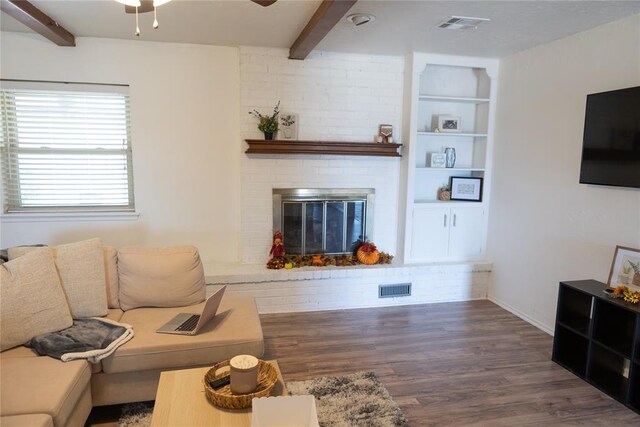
[453,214,457,227]
[444,214,447,227]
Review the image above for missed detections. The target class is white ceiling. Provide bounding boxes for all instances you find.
[1,0,639,58]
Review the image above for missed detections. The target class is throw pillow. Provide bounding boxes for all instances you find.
[0,248,73,352]
[117,246,206,311]
[103,246,120,309]
[8,239,109,318]
[54,238,108,318]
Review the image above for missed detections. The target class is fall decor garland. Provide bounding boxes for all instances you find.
[611,285,640,304]
[266,242,393,270]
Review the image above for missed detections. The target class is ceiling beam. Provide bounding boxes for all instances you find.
[289,0,357,60]
[0,0,75,46]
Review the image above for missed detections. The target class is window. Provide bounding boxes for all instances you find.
[0,82,134,213]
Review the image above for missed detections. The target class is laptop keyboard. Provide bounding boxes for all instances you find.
[176,314,200,332]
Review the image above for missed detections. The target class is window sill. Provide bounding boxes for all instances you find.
[0,211,140,222]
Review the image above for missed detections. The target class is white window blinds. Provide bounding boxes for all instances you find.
[0,84,134,213]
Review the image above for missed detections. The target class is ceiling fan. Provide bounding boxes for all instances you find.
[116,0,278,36]
[120,0,277,14]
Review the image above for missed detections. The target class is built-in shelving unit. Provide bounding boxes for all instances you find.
[552,280,640,414]
[245,140,402,157]
[401,54,498,263]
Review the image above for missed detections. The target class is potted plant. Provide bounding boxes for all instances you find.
[249,101,280,140]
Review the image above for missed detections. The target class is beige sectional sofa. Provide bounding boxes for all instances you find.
[0,241,264,427]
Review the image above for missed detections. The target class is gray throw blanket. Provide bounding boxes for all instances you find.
[27,317,134,363]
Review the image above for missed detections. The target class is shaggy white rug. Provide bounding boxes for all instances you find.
[287,371,410,427]
[118,371,409,427]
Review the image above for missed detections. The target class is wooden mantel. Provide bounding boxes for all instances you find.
[245,140,402,157]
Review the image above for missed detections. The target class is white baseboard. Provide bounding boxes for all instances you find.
[488,295,554,336]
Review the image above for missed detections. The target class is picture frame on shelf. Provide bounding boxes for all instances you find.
[279,113,298,140]
[378,124,393,143]
[437,115,461,133]
[606,245,640,291]
[429,153,446,168]
[449,176,483,202]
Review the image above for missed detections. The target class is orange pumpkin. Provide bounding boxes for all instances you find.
[357,242,380,265]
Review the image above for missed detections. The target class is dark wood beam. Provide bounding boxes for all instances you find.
[1,0,75,46]
[289,0,357,60]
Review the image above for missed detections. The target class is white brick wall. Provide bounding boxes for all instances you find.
[239,47,405,263]
[206,262,491,313]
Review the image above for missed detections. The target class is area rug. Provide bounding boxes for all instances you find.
[287,371,410,427]
[118,371,409,427]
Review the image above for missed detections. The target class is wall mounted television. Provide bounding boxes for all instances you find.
[579,86,640,189]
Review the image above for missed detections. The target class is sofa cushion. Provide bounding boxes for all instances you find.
[0,356,91,427]
[0,346,39,359]
[101,295,264,374]
[54,238,108,318]
[0,414,54,427]
[117,246,206,311]
[103,246,120,309]
[0,249,73,352]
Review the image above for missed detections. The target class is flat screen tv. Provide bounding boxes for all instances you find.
[579,86,640,188]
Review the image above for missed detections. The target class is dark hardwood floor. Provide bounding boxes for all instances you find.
[260,300,640,426]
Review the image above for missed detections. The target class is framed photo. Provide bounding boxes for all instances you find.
[607,245,640,291]
[378,124,393,143]
[438,115,461,133]
[429,153,446,168]
[449,176,483,202]
[279,113,298,140]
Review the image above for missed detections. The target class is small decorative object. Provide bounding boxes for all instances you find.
[356,242,380,265]
[230,354,260,394]
[450,176,483,202]
[607,246,640,292]
[444,147,456,168]
[279,113,298,140]
[203,359,278,409]
[311,255,324,267]
[378,124,393,144]
[269,231,285,258]
[284,262,293,269]
[437,185,451,201]
[437,115,461,133]
[249,101,280,140]
[430,153,446,168]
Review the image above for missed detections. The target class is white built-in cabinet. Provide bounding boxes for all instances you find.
[401,54,498,263]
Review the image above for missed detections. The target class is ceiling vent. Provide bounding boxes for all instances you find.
[346,13,376,27]
[437,16,490,30]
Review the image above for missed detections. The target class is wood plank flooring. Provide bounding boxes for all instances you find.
[260,300,640,426]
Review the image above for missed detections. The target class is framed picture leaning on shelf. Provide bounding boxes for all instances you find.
[279,113,298,140]
[449,176,483,202]
[607,245,640,290]
[437,115,461,133]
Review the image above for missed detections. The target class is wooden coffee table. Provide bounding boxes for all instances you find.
[150,360,287,427]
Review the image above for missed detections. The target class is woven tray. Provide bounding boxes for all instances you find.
[203,359,278,409]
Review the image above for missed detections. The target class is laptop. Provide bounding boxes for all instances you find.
[156,285,227,335]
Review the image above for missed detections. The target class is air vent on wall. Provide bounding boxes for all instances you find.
[379,283,412,298]
[437,16,490,30]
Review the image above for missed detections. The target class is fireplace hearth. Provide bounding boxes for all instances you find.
[273,189,374,256]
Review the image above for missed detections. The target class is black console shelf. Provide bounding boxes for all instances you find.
[552,280,640,414]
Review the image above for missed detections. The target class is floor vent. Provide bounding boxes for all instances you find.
[379,283,411,298]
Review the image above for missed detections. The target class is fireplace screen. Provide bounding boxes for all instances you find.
[273,189,374,256]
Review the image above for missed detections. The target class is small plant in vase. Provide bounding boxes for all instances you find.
[249,101,280,140]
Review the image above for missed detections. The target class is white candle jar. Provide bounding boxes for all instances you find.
[229,355,259,394]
